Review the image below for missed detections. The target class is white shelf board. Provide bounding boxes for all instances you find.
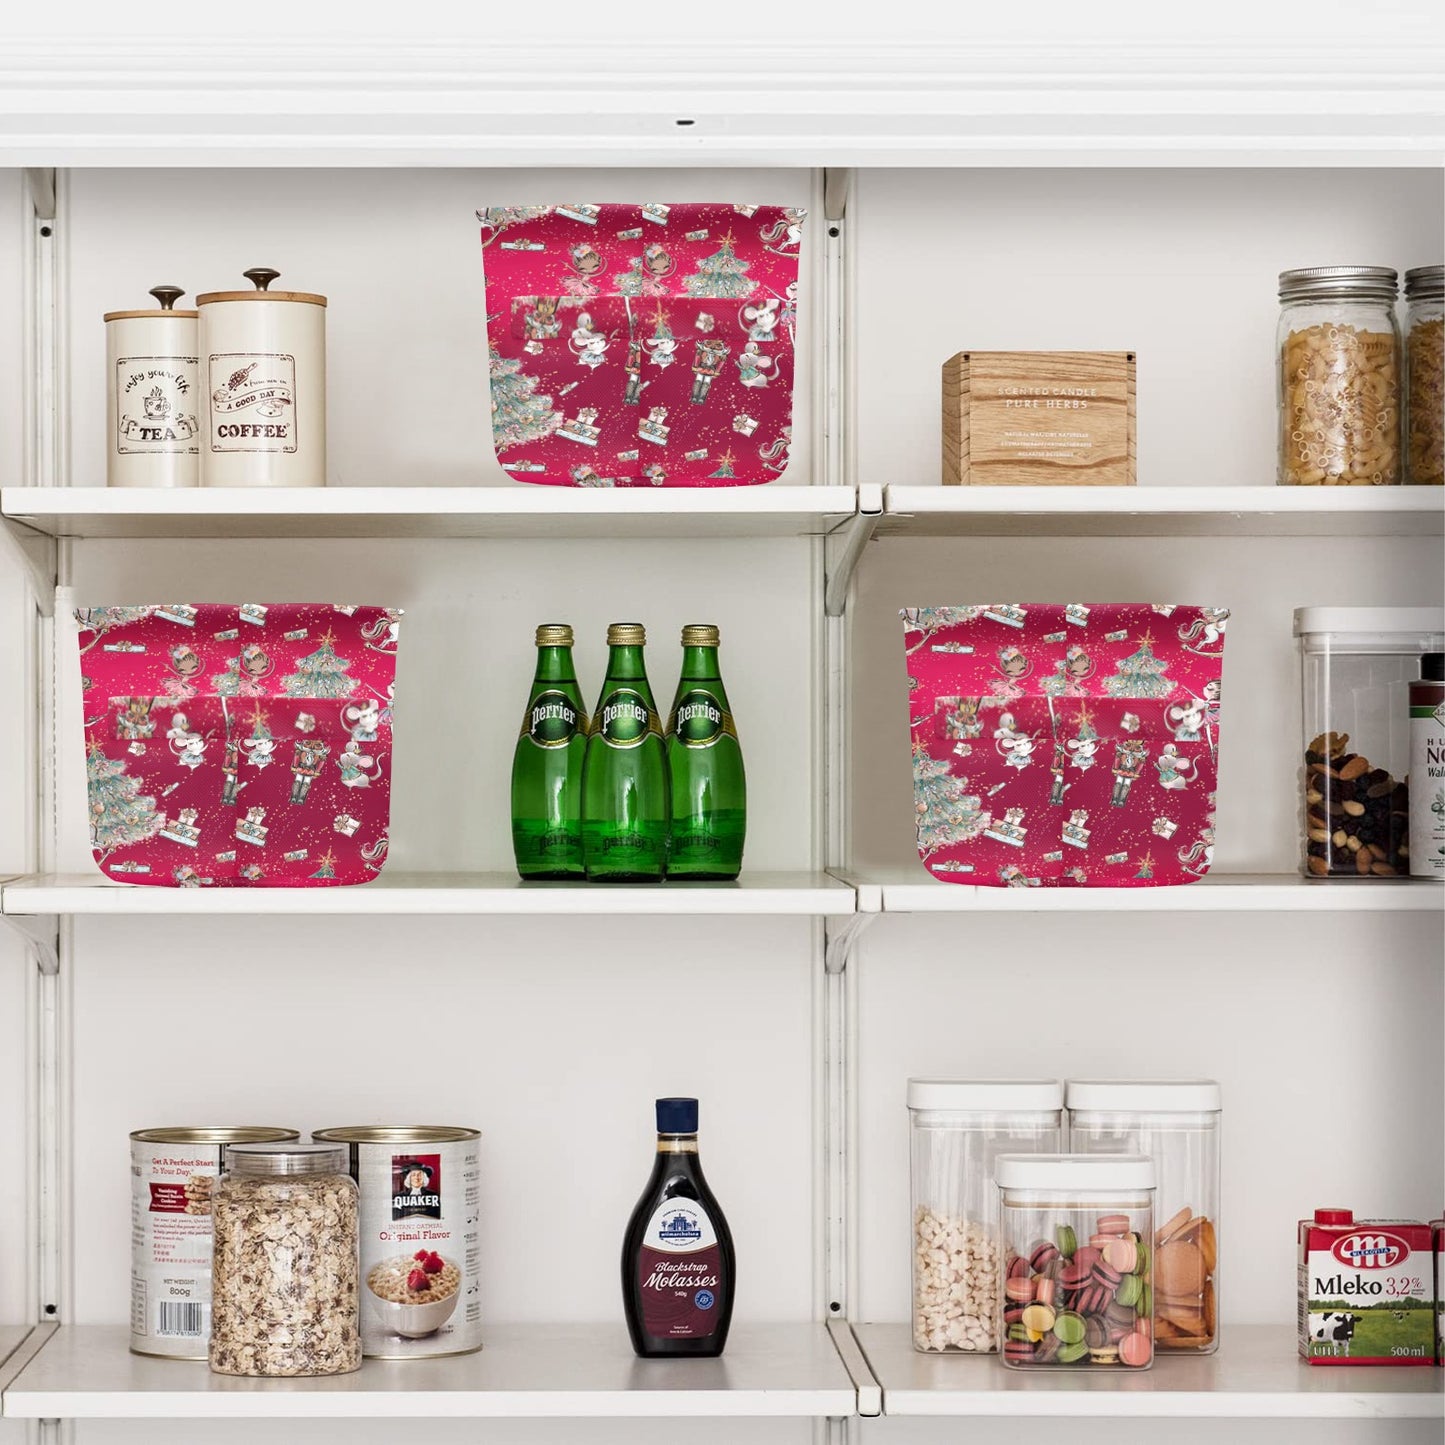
[0,487,857,542]
[2,42,1442,167]
[880,485,1445,538]
[0,872,855,918]
[852,1323,1444,1419]
[0,1323,857,1419]
[852,865,1444,913]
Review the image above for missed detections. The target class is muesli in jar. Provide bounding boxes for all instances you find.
[130,1125,298,1359]
[314,1125,482,1358]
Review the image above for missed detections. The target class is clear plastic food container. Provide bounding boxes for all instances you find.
[1295,608,1445,879]
[996,1154,1155,1369]
[210,1142,361,1377]
[1066,1080,1220,1353]
[908,1079,1064,1353]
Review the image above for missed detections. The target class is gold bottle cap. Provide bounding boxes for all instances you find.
[535,624,574,647]
[681,624,720,646]
[607,623,647,646]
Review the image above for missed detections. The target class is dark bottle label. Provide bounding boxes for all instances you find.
[524,690,581,748]
[636,1199,724,1339]
[598,688,659,749]
[668,688,734,748]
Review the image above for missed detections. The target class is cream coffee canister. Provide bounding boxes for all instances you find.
[197,268,327,487]
[105,286,200,487]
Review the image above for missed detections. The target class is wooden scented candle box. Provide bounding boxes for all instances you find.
[942,350,1136,486]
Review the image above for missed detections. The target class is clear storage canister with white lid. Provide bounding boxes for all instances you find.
[1295,608,1445,879]
[996,1154,1155,1370]
[907,1078,1064,1353]
[1066,1079,1220,1354]
[1404,264,1443,486]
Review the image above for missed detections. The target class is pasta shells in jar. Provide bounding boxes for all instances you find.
[1277,267,1401,486]
[209,1142,361,1378]
[1404,265,1444,486]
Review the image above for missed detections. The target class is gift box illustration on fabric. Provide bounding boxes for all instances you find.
[477,203,803,486]
[75,603,401,886]
[902,604,1227,887]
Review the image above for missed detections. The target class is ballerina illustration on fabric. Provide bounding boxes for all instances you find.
[644,306,678,369]
[736,341,773,388]
[160,642,204,704]
[563,241,605,299]
[570,312,610,369]
[211,642,274,699]
[740,297,782,342]
[1154,743,1195,790]
[987,645,1033,705]
[1042,643,1095,698]
[614,243,675,298]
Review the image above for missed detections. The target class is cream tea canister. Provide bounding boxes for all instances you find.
[197,267,327,487]
[105,285,200,488]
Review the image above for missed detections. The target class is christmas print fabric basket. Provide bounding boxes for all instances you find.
[903,604,1228,888]
[77,604,401,887]
[477,203,803,487]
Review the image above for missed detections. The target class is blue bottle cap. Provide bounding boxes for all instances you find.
[656,1097,698,1134]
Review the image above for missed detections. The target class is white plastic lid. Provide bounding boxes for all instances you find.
[907,1078,1064,1112]
[1293,607,1445,638]
[1065,1079,1221,1112]
[995,1153,1155,1191]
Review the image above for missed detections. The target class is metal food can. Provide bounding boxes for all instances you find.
[130,1125,299,1358]
[313,1126,482,1358]
[196,267,327,487]
[105,286,200,488]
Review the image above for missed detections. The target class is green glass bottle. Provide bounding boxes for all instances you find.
[582,623,669,882]
[665,624,746,880]
[511,623,588,879]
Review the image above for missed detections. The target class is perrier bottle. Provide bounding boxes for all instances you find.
[665,624,746,880]
[511,624,588,879]
[582,623,669,881]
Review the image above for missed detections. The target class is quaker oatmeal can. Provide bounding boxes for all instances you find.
[130,1126,298,1358]
[313,1126,482,1358]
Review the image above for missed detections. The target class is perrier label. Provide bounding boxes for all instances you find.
[581,623,669,881]
[511,624,589,879]
[665,624,746,880]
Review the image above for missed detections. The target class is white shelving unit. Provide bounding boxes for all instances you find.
[837,866,1445,913]
[0,40,1441,1444]
[3,1324,858,1419]
[0,486,858,541]
[881,485,1445,538]
[0,871,856,916]
[850,1324,1445,1420]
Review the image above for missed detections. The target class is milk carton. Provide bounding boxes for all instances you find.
[1297,1208,1434,1365]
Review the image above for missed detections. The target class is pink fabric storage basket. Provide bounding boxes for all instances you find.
[77,603,401,886]
[902,603,1228,888]
[477,202,803,487]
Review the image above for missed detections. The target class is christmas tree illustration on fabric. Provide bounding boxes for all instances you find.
[75,606,156,655]
[913,741,989,859]
[681,231,756,300]
[310,850,336,881]
[709,451,736,479]
[1104,631,1175,699]
[281,631,358,699]
[87,740,164,858]
[489,350,561,452]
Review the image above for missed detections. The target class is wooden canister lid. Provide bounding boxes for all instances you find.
[104,283,199,322]
[196,266,327,308]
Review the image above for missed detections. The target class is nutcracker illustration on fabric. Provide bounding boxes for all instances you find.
[75,603,401,887]
[902,604,1227,887]
[479,203,804,485]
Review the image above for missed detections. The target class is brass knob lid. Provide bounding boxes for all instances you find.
[148,285,186,310]
[244,267,281,291]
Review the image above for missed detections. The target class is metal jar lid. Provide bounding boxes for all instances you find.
[103,285,198,323]
[313,1125,481,1145]
[1278,266,1399,304]
[196,267,327,308]
[1404,265,1444,302]
[130,1126,298,1145]
[224,1141,349,1177]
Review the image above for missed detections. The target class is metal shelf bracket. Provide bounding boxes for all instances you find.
[824,488,881,619]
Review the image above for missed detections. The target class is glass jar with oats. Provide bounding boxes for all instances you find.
[1404,265,1444,486]
[1278,266,1401,486]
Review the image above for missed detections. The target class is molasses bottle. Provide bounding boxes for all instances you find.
[622,1097,735,1357]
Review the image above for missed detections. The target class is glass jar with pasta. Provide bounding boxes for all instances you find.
[1278,266,1401,486]
[1404,265,1444,486]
